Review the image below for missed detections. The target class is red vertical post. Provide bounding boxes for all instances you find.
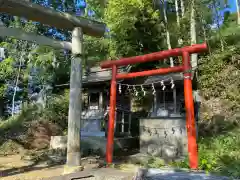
[182,51,198,169]
[106,65,117,165]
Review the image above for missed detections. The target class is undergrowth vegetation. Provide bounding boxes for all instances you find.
[145,128,240,178]
[0,90,69,149]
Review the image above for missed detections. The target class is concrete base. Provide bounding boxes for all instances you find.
[134,168,230,180]
[140,117,188,160]
[63,165,84,175]
[50,136,138,156]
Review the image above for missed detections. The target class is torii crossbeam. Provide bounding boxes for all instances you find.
[100,43,208,169]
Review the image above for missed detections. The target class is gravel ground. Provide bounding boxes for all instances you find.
[0,155,232,180]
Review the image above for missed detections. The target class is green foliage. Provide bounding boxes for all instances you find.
[105,0,165,59]
[42,90,69,128]
[0,104,40,133]
[147,129,240,178]
[0,140,24,155]
[199,41,240,114]
[0,89,69,142]
[0,55,14,99]
[84,36,109,67]
[0,56,14,81]
[85,0,106,20]
[0,115,23,133]
[0,85,7,99]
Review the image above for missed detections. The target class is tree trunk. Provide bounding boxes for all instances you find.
[213,0,224,51]
[202,21,207,42]
[180,0,185,17]
[236,0,240,25]
[12,53,23,116]
[190,0,198,71]
[66,27,83,168]
[175,0,180,26]
[11,17,22,116]
[175,0,183,46]
[162,1,174,67]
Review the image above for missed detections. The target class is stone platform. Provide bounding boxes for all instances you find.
[140,117,188,159]
[44,167,230,180]
[50,135,138,156]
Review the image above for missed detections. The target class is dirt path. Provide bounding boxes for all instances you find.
[0,155,64,180]
[0,155,230,180]
[0,155,137,180]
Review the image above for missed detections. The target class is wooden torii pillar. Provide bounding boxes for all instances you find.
[0,0,106,173]
[100,43,208,169]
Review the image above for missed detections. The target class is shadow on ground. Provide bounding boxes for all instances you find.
[0,157,64,178]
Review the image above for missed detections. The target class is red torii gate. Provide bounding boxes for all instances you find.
[100,43,208,169]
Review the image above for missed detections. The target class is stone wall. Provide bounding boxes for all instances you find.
[50,135,138,156]
[140,117,187,160]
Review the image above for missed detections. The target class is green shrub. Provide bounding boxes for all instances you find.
[42,90,69,129]
[0,90,70,149]
[148,129,240,178]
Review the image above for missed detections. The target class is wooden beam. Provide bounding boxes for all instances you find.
[0,26,72,50]
[0,0,106,37]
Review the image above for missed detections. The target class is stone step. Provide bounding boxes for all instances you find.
[44,168,135,180]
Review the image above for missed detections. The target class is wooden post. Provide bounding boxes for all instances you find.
[182,51,198,169]
[99,91,103,111]
[163,91,166,110]
[128,113,131,136]
[173,88,177,113]
[121,111,125,133]
[66,27,83,169]
[106,65,117,165]
[153,93,157,115]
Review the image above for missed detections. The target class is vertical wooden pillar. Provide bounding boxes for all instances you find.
[153,93,157,115]
[182,51,198,169]
[66,27,83,167]
[106,65,117,164]
[128,113,131,135]
[121,111,125,133]
[99,91,103,111]
[163,91,166,109]
[173,88,177,113]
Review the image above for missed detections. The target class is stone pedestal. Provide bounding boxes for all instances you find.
[140,117,187,160]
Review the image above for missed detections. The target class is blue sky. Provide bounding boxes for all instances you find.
[211,0,238,28]
[228,0,237,12]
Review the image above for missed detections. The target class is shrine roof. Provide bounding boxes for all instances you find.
[0,0,106,37]
[83,66,132,84]
[144,73,183,84]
